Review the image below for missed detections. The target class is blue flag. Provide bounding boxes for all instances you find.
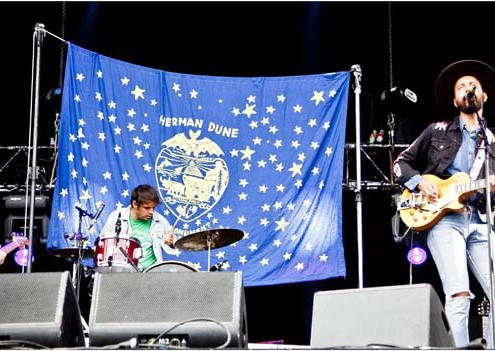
[47,43,349,286]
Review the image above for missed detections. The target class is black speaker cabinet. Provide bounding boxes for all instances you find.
[89,271,248,348]
[311,283,455,348]
[0,271,85,347]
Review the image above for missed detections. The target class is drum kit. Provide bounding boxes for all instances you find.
[51,228,244,278]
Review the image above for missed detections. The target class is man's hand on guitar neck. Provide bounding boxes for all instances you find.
[0,250,6,265]
[418,178,440,203]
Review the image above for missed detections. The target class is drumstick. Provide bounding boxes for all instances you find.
[172,214,182,228]
[168,204,190,249]
[172,203,190,228]
[118,246,141,273]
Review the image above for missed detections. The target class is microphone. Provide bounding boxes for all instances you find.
[115,212,122,236]
[75,205,92,218]
[465,86,476,100]
[88,203,106,231]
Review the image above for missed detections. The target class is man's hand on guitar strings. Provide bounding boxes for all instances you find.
[418,178,439,203]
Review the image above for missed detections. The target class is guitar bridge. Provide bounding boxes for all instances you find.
[398,192,428,211]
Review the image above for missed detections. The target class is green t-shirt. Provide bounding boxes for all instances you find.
[130,217,156,270]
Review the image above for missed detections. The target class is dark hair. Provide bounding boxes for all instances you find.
[130,184,160,206]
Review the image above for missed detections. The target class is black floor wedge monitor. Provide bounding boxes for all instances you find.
[0,271,85,347]
[311,283,455,348]
[89,270,248,348]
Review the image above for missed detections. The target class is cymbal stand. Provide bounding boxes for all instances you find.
[207,234,212,271]
[205,231,221,271]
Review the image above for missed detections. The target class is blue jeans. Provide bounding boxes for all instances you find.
[427,209,493,348]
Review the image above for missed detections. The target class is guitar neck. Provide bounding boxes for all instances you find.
[1,241,20,255]
[1,236,27,255]
[458,178,487,194]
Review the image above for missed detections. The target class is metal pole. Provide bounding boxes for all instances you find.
[26,23,45,272]
[479,119,495,346]
[351,64,364,288]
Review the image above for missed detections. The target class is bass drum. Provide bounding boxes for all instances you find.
[144,260,198,273]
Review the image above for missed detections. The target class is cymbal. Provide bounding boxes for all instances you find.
[51,247,94,259]
[175,228,244,251]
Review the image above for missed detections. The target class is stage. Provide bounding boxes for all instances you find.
[0,271,477,350]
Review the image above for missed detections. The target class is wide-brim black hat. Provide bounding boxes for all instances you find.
[435,59,495,115]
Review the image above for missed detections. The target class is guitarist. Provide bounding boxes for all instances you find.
[393,60,495,349]
[0,235,28,265]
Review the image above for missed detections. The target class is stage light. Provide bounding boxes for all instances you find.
[14,248,30,267]
[381,86,417,109]
[407,246,427,265]
[45,86,62,100]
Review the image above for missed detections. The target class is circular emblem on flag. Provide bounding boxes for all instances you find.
[155,130,229,223]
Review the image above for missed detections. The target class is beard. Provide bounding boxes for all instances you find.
[458,98,482,114]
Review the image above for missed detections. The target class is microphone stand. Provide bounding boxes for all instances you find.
[115,213,122,238]
[476,112,495,346]
[73,206,90,301]
[107,213,122,270]
[351,64,364,288]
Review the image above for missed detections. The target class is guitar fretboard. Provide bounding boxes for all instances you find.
[456,178,486,194]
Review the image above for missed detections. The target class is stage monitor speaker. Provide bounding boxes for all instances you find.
[311,283,455,348]
[0,271,85,347]
[89,271,248,348]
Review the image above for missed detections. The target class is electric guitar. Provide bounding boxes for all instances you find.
[0,235,29,265]
[398,172,490,231]
[478,296,490,340]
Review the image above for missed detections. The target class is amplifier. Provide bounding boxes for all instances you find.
[4,195,49,209]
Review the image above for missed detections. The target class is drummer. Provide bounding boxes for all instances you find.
[99,184,179,271]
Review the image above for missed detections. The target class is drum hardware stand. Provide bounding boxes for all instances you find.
[206,234,213,272]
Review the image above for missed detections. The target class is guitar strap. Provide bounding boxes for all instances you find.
[469,139,485,180]
[469,128,494,180]
[469,128,495,223]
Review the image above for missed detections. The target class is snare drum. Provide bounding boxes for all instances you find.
[144,260,198,273]
[94,236,142,272]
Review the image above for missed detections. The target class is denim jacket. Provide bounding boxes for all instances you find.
[99,205,179,263]
[394,116,495,186]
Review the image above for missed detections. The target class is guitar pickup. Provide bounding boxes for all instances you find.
[397,192,428,211]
